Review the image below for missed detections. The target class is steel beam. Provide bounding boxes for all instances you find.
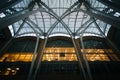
[26,18,44,35]
[76,18,93,34]
[14,19,27,37]
[31,21,59,80]
[27,37,40,80]
[72,38,88,80]
[61,19,88,80]
[80,35,92,80]
[37,2,46,33]
[84,2,120,29]
[39,1,80,35]
[39,1,82,35]
[0,8,46,30]
[0,0,22,13]
[33,39,48,80]
[25,19,41,36]
[73,5,120,29]
[74,8,79,33]
[0,0,80,32]
[0,1,79,31]
[97,0,120,13]
[93,19,120,55]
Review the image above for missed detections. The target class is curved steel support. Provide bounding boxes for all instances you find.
[32,38,48,80]
[44,3,90,78]
[32,22,61,80]
[80,35,92,80]
[73,7,120,29]
[14,19,27,37]
[39,0,81,35]
[27,36,39,80]
[77,18,96,35]
[60,18,88,80]
[0,8,46,30]
[26,18,44,34]
[93,18,120,54]
[37,1,46,33]
[74,3,81,33]
[76,18,93,34]
[25,19,41,36]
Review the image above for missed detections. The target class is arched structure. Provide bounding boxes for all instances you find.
[0,0,120,80]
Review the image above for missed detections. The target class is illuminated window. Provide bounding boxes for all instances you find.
[86,54,110,61]
[0,48,119,62]
[1,67,20,76]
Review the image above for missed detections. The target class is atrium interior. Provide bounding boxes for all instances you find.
[0,0,120,80]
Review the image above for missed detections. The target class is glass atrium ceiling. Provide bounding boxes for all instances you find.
[1,0,120,38]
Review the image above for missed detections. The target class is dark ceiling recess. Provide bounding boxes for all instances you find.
[46,36,73,47]
[111,0,120,6]
[0,28,11,40]
[107,26,120,50]
[112,28,120,50]
[47,39,73,47]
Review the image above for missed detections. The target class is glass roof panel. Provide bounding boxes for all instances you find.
[5,0,113,38]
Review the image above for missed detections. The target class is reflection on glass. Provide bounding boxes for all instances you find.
[0,48,119,62]
[0,67,20,76]
[42,53,77,61]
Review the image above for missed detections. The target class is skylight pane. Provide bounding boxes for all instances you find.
[6,0,111,37]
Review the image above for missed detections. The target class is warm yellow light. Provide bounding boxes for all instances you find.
[11,70,15,72]
[7,68,11,71]
[4,70,10,75]
[0,48,119,62]
[16,68,20,70]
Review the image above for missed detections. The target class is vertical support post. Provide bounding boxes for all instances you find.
[72,38,87,80]
[28,37,40,80]
[33,38,48,80]
[80,35,92,80]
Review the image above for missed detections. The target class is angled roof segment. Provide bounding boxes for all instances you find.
[1,0,120,38]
